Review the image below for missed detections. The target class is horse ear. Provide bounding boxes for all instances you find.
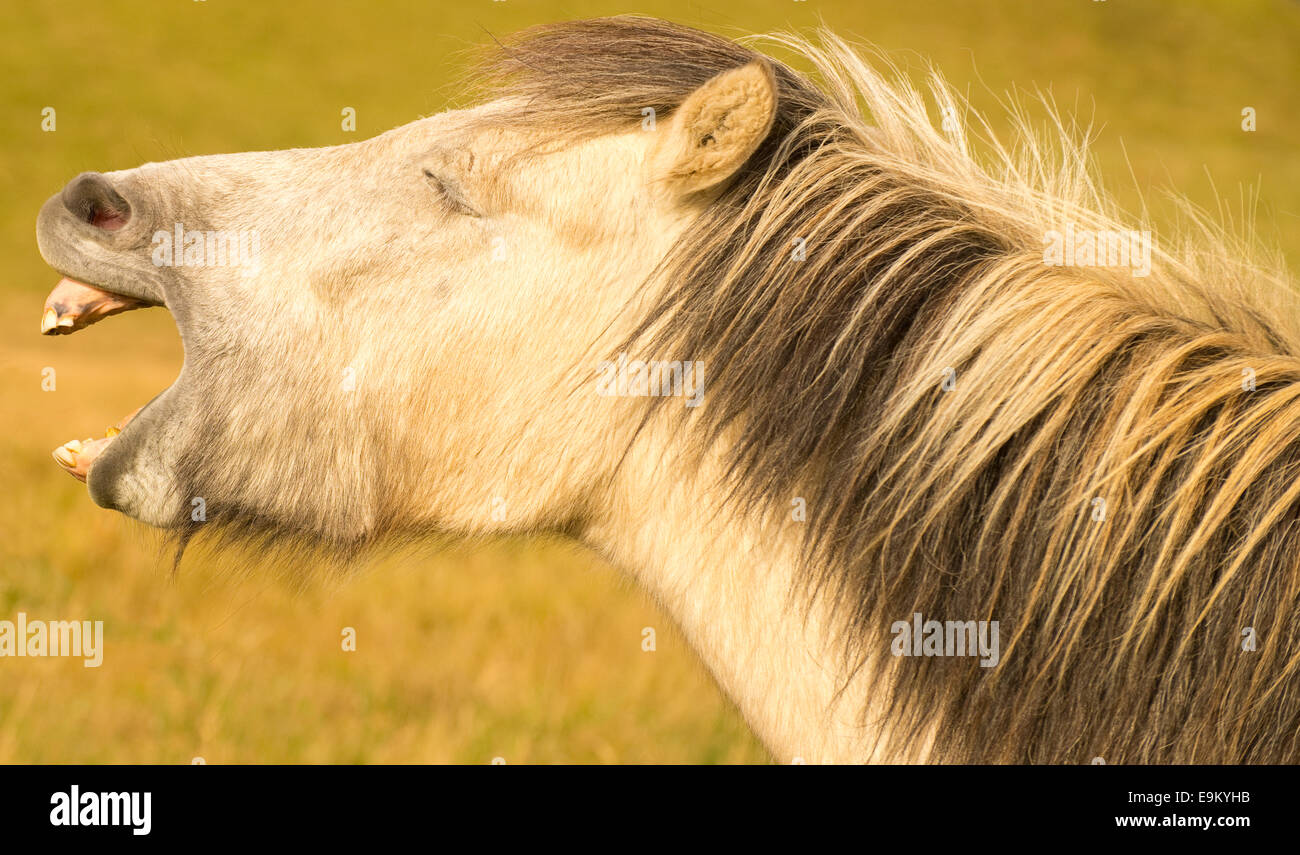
[651,60,778,197]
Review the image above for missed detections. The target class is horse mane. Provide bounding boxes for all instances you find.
[479,16,1300,762]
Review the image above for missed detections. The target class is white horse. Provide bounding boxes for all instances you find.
[36,17,1300,763]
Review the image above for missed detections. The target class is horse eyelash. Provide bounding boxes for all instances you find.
[423,169,480,217]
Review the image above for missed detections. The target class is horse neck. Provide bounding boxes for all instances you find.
[581,427,900,763]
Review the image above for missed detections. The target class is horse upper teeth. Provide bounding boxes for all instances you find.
[56,315,75,328]
[53,446,77,467]
[40,308,58,333]
[65,439,83,452]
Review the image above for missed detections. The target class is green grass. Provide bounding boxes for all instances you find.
[0,0,1296,762]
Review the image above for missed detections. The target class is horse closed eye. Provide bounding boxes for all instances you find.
[423,169,479,217]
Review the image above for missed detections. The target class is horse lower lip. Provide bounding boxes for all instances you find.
[40,275,147,335]
[51,407,142,483]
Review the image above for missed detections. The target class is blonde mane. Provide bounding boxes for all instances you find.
[479,17,1300,762]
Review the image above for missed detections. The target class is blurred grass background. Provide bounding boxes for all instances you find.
[0,0,1296,763]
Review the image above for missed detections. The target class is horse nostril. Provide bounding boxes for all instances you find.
[61,172,131,232]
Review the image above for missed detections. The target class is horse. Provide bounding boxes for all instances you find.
[35,16,1300,763]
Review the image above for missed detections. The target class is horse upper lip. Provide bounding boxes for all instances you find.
[40,275,152,335]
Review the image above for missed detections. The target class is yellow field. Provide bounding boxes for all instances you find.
[1,0,1296,762]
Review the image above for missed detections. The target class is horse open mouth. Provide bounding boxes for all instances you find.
[42,275,152,483]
